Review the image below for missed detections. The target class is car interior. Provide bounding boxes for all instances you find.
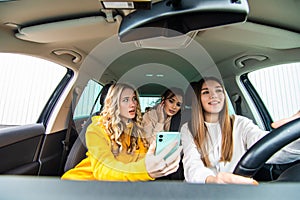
[0,0,300,199]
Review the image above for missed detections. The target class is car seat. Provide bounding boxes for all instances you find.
[63,83,113,172]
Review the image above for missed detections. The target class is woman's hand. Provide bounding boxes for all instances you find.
[206,172,259,185]
[156,101,165,123]
[271,110,300,128]
[145,140,182,179]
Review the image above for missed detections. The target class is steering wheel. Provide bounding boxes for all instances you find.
[233,118,300,180]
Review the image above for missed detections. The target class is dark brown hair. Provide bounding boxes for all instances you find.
[161,87,184,102]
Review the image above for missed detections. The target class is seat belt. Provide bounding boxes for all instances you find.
[232,94,242,115]
[58,88,79,175]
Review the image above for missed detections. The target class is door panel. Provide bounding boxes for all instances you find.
[38,129,71,176]
[0,124,45,174]
[0,53,73,176]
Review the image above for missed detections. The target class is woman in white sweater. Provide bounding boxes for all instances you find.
[181,76,300,184]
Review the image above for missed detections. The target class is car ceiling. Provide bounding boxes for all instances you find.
[0,0,300,96]
[1,0,299,32]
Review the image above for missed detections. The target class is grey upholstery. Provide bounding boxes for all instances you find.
[63,115,91,172]
[63,83,113,172]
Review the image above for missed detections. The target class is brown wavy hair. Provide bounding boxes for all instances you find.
[100,83,149,155]
[190,77,234,167]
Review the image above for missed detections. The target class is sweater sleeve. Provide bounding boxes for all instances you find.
[142,109,164,139]
[181,123,215,183]
[235,115,268,150]
[235,115,300,164]
[86,121,153,181]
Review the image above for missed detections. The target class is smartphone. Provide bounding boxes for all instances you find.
[155,131,181,159]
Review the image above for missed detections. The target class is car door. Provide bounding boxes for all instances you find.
[244,62,300,130]
[240,62,300,181]
[0,53,70,175]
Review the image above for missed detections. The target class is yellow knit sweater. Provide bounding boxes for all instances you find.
[61,115,153,181]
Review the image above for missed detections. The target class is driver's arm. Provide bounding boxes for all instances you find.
[271,110,300,129]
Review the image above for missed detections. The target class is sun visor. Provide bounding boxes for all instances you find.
[16,16,122,43]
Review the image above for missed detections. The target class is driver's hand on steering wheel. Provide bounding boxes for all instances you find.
[205,172,259,185]
[271,110,300,129]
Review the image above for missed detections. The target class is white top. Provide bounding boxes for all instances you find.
[181,115,300,183]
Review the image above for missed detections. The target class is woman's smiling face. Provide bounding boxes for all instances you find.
[200,79,225,115]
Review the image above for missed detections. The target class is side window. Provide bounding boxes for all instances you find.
[0,53,67,129]
[73,80,103,120]
[72,80,102,133]
[248,63,300,121]
[139,97,160,113]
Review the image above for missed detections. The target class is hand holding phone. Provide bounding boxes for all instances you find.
[145,132,182,179]
[156,101,165,123]
[155,132,181,160]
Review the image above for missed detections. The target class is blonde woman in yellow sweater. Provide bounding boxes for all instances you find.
[62,83,182,181]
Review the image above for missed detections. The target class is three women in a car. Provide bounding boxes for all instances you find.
[181,76,300,184]
[62,79,299,183]
[62,83,182,181]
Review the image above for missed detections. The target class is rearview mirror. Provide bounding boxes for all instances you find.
[119,0,249,42]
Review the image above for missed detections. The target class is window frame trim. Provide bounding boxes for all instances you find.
[37,69,74,127]
[240,73,273,131]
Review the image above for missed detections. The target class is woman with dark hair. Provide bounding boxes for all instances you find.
[142,87,184,180]
[181,76,300,184]
[142,87,184,141]
[62,83,182,181]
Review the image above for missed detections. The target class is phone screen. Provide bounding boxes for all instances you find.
[155,132,180,159]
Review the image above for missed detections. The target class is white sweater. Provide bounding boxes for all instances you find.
[181,115,300,183]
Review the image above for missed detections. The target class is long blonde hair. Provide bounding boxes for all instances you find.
[190,77,234,167]
[100,83,149,155]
